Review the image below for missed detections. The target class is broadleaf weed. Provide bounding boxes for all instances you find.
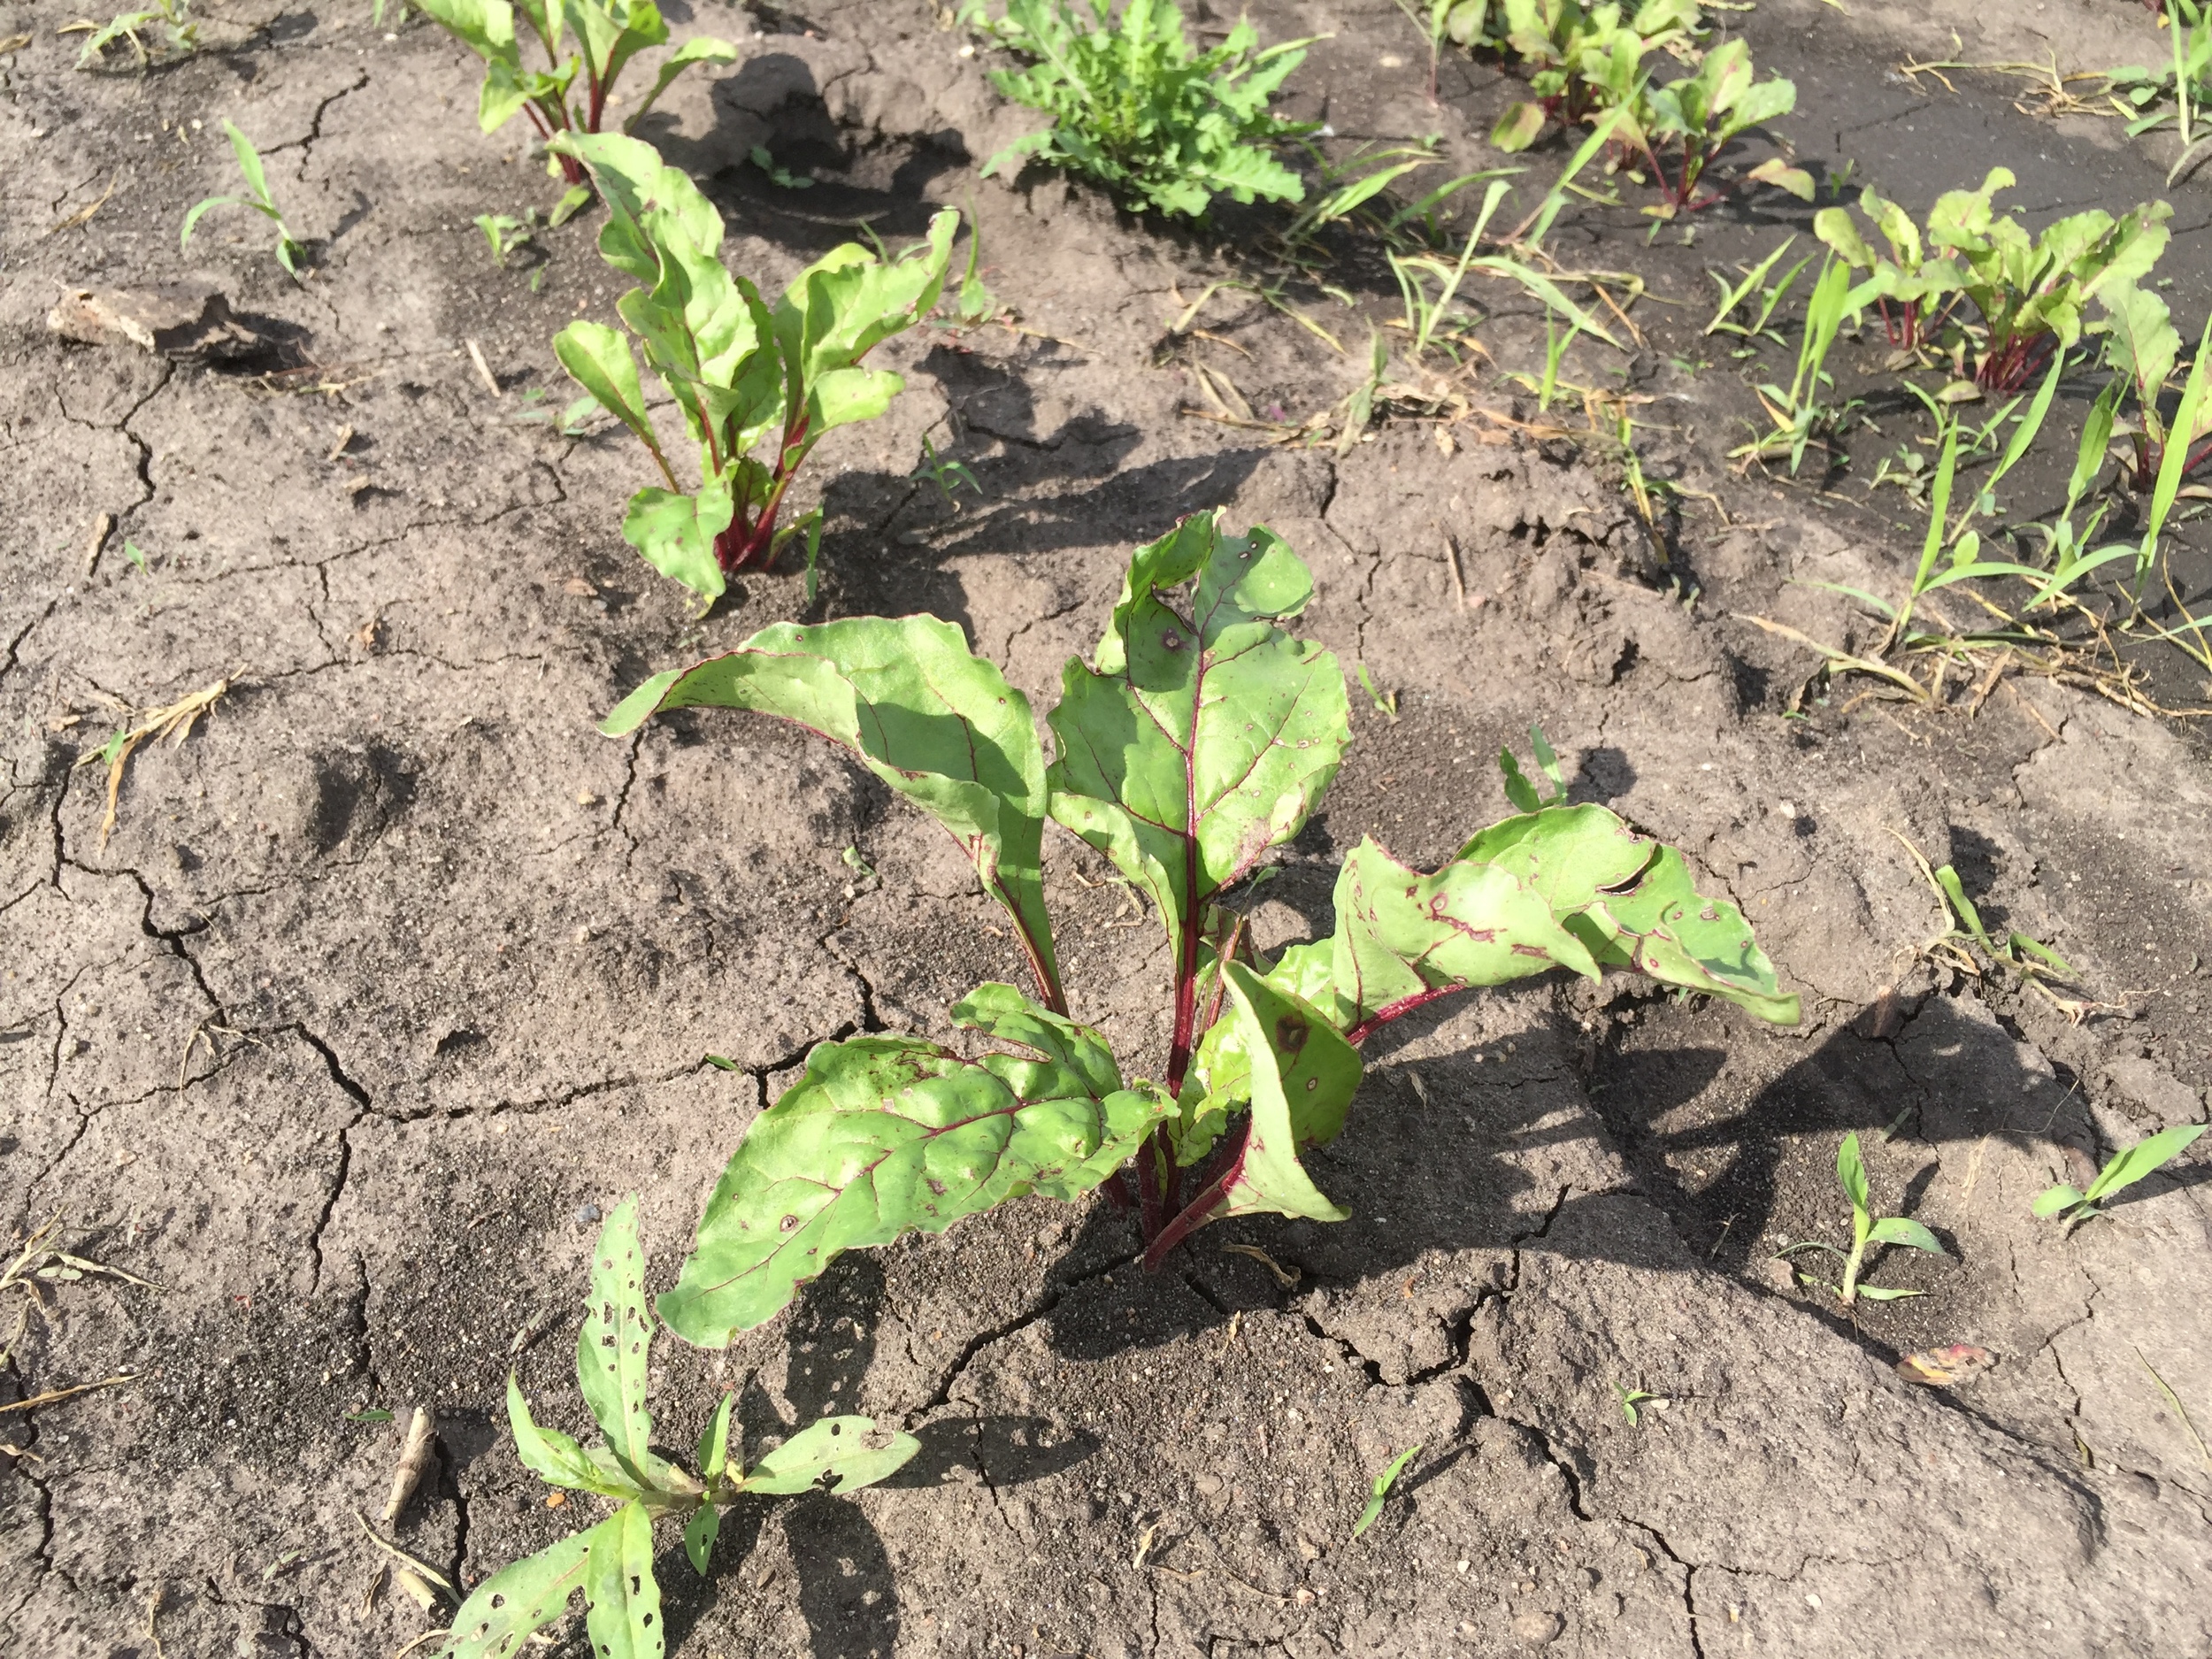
[970,0,1320,219]
[435,1198,917,1658]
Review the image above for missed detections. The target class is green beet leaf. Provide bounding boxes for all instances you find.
[601,615,1062,1006]
[659,987,1168,1342]
[1167,962,1354,1249]
[1173,836,1592,1159]
[1048,511,1347,973]
[1458,805,1798,1022]
[553,130,957,595]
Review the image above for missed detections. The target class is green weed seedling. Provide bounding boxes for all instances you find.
[910,436,982,507]
[2035,1124,2206,1234]
[413,0,734,187]
[181,121,306,279]
[1386,0,1468,103]
[597,510,1798,1348]
[1613,1384,1659,1425]
[1498,725,1567,811]
[436,1198,918,1659]
[1356,663,1400,719]
[1731,256,1855,475]
[1386,176,1620,364]
[549,134,958,604]
[475,209,539,265]
[1705,234,1815,347]
[71,0,197,67]
[1775,1133,1947,1305]
[749,145,813,190]
[2108,0,2212,183]
[970,0,1319,219]
[1354,1444,1422,1538]
[1793,359,2092,667]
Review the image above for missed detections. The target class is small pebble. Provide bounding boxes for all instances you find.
[577,1203,601,1224]
[1510,1610,1563,1646]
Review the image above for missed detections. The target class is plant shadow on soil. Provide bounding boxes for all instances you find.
[660,1251,1097,1657]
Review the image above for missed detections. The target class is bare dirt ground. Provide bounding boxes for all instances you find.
[4,1,2210,1655]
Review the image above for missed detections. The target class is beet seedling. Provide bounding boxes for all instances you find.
[1814,188,1968,357]
[2096,277,2212,495]
[1821,168,2170,391]
[413,0,733,188]
[1619,38,1807,215]
[437,1197,918,1659]
[967,0,1319,219]
[2108,0,2212,183]
[475,209,538,266]
[1774,1133,1947,1305]
[2035,1124,2207,1234]
[1481,0,1706,155]
[549,134,957,603]
[600,508,1797,1346]
[182,122,305,279]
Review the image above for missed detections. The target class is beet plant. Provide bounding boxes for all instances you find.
[1816,168,2170,391]
[414,0,735,188]
[549,134,957,603]
[2095,276,2212,493]
[1613,37,1808,214]
[1479,0,1705,153]
[438,1198,917,1659]
[600,511,1797,1344]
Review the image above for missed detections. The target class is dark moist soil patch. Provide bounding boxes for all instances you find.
[3,1,2210,1655]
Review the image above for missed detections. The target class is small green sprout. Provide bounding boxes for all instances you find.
[1355,664,1399,721]
[1704,234,1816,345]
[1775,1133,1947,1305]
[1498,724,1566,812]
[910,437,982,506]
[182,121,306,279]
[2034,1124,2206,1234]
[475,209,538,266]
[1354,1443,1422,1538]
[72,0,196,68]
[749,145,814,190]
[1614,1384,1659,1425]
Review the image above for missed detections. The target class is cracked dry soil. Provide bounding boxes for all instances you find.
[4,0,2212,1655]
